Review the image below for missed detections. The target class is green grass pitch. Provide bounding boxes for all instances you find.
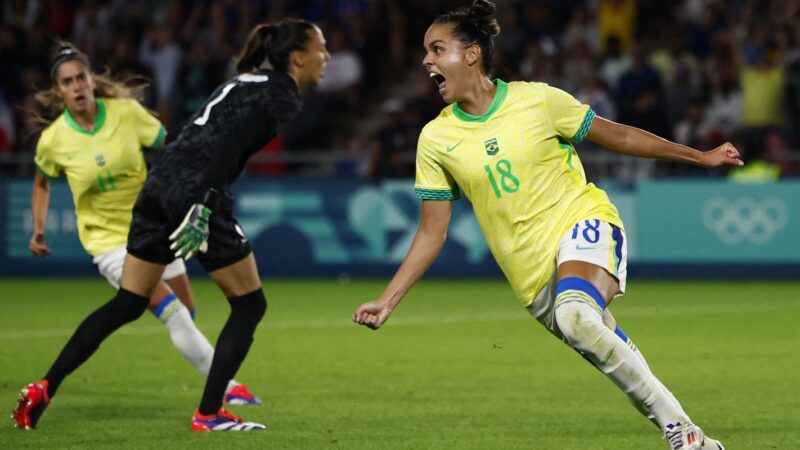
[0,278,798,449]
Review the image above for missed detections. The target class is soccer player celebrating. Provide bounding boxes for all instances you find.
[352,2,736,449]
[14,20,329,431]
[26,43,260,409]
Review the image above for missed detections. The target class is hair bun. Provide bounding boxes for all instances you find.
[466,0,500,37]
[469,0,496,18]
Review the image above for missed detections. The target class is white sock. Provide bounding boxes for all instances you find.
[555,292,690,428]
[154,294,214,376]
[153,295,242,394]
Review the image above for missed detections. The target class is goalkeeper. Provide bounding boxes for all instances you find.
[13,18,330,432]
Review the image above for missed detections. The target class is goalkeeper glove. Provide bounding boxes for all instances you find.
[169,189,219,260]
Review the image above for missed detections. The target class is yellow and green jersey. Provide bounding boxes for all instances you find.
[35,98,165,256]
[415,80,622,306]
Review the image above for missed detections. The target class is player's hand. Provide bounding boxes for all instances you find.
[169,203,211,260]
[29,232,51,257]
[352,299,394,330]
[701,142,744,168]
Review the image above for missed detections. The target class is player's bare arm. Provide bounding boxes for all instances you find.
[353,200,452,330]
[587,116,744,168]
[29,171,52,257]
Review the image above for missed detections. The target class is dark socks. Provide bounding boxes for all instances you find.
[198,289,267,415]
[44,288,149,398]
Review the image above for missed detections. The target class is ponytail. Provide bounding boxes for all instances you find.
[235,19,316,74]
[236,24,277,74]
[434,0,501,74]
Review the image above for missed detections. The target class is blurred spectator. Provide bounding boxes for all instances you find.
[70,0,111,60]
[0,92,15,153]
[139,23,182,127]
[577,75,616,122]
[563,4,598,54]
[317,27,363,109]
[4,0,41,28]
[174,40,225,124]
[616,42,668,138]
[371,98,416,179]
[494,4,526,62]
[740,43,786,129]
[598,0,636,54]
[598,36,631,94]
[1,0,798,180]
[673,99,709,148]
[703,71,742,141]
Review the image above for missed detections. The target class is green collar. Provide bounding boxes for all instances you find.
[452,79,508,123]
[64,99,106,135]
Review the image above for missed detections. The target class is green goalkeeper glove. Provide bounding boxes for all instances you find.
[169,203,212,260]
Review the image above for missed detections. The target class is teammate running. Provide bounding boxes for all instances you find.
[352,2,733,449]
[14,19,329,431]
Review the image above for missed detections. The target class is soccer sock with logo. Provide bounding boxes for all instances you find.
[44,288,149,398]
[198,289,266,415]
[553,277,690,429]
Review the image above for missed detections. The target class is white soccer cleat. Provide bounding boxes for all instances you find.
[663,422,725,450]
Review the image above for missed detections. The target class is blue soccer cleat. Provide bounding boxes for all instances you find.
[224,383,262,406]
[191,408,266,431]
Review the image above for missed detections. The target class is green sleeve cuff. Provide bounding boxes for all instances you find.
[571,109,596,143]
[35,162,59,180]
[415,187,460,201]
[148,126,166,150]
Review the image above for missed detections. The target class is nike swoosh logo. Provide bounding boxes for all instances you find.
[446,139,464,153]
[575,245,599,250]
[66,153,77,160]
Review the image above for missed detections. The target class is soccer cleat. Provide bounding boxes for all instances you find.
[224,383,262,406]
[702,436,726,450]
[664,422,725,450]
[191,408,266,431]
[11,380,50,430]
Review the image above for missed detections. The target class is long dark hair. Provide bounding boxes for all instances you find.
[235,19,316,74]
[433,0,501,75]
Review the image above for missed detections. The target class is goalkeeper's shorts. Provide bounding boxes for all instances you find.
[127,186,252,272]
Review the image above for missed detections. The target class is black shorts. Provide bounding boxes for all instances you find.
[127,184,252,273]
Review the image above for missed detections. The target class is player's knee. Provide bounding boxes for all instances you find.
[228,289,267,324]
[554,277,606,350]
[110,288,150,323]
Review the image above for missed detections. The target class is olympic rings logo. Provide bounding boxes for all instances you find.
[702,197,789,245]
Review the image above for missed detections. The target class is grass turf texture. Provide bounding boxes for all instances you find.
[0,278,798,449]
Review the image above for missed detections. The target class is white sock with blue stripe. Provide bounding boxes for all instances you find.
[554,277,689,429]
[154,294,215,376]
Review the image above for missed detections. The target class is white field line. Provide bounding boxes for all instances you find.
[0,301,796,341]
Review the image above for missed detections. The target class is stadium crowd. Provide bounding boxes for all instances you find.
[1,0,799,180]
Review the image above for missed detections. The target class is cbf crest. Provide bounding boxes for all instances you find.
[94,153,106,167]
[484,137,499,156]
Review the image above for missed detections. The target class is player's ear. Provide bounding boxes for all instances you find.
[465,44,481,67]
[290,50,305,69]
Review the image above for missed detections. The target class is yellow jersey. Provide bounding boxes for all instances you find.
[35,98,165,256]
[415,80,622,306]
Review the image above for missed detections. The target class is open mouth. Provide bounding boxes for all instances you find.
[74,94,87,103]
[429,72,446,93]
